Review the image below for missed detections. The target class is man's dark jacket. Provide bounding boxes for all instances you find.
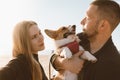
[77,33,120,80]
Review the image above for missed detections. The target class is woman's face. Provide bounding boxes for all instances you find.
[29,25,45,54]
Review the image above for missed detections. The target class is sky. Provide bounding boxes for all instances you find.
[0,0,120,56]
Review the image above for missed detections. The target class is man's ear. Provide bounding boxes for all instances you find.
[98,20,111,33]
[98,20,105,29]
[44,29,57,39]
[98,20,109,30]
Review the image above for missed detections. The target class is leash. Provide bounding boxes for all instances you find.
[49,50,55,80]
[49,58,51,80]
[49,50,59,80]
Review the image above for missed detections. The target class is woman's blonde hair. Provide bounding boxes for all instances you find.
[13,20,42,80]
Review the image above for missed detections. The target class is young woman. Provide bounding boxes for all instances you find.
[0,20,48,80]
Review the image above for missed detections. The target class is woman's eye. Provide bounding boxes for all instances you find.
[39,32,42,35]
[31,31,42,39]
[32,35,37,39]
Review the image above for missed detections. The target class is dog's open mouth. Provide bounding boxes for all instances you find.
[63,32,75,38]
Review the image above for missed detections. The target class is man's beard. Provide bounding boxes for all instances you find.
[82,19,100,40]
[82,29,98,41]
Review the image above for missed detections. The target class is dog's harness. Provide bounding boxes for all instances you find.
[59,41,79,54]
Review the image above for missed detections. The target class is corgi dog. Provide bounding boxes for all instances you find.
[45,25,97,80]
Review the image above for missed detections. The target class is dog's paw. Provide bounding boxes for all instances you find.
[81,51,97,63]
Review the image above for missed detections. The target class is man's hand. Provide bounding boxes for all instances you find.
[52,50,84,73]
[61,51,84,73]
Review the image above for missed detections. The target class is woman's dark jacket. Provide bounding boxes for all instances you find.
[0,54,48,80]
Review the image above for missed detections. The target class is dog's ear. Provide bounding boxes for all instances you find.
[44,29,57,39]
[72,25,76,32]
[68,25,76,34]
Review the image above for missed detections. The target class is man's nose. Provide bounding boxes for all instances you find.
[80,18,85,25]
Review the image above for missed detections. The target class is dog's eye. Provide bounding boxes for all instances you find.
[62,27,67,30]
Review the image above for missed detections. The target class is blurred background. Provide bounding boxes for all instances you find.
[0,0,120,57]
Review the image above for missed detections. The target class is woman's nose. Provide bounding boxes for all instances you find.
[38,35,44,41]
